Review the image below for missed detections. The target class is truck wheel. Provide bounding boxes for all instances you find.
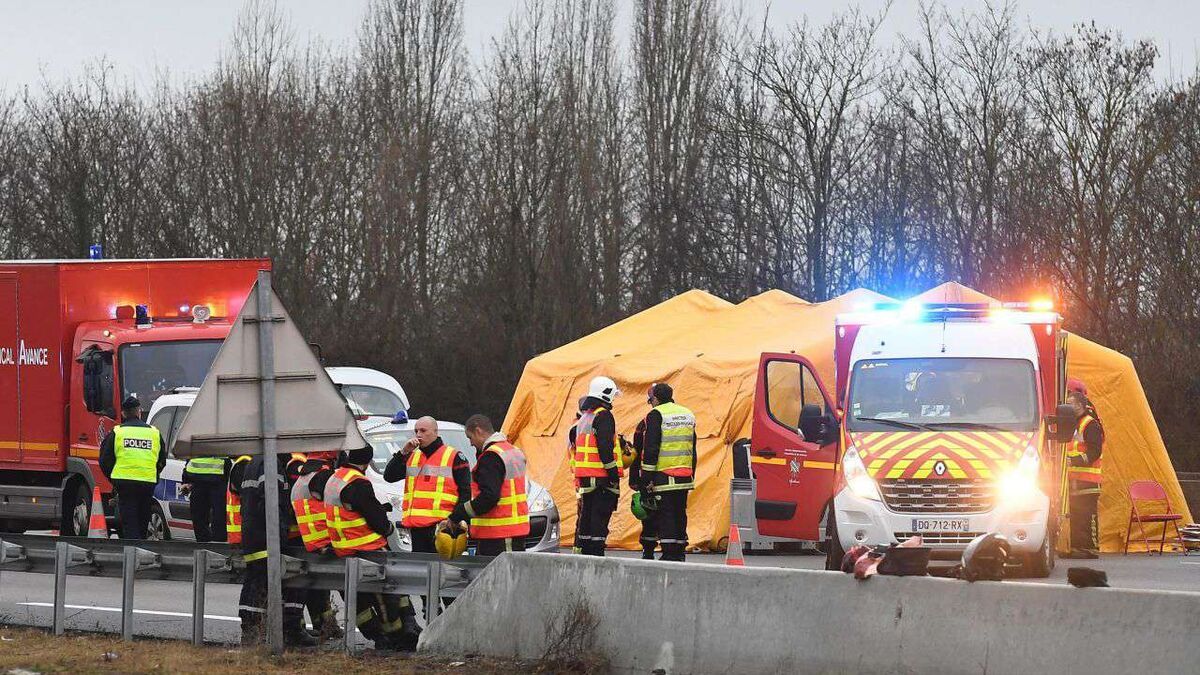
[60,481,91,537]
[146,502,170,541]
[824,509,845,571]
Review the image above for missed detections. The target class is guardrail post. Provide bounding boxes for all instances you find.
[192,549,207,646]
[344,557,360,655]
[53,541,69,635]
[121,546,136,641]
[425,561,441,624]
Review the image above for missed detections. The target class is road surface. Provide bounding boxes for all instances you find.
[0,551,1195,644]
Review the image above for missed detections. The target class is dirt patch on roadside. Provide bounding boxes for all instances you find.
[0,626,532,674]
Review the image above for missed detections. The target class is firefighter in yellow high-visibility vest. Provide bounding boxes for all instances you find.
[636,383,697,562]
[1064,389,1103,559]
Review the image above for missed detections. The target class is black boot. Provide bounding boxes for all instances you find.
[284,626,320,648]
[240,620,264,647]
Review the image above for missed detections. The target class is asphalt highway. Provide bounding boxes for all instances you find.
[0,551,1195,645]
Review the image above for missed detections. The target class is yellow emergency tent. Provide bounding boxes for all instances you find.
[505,283,1190,553]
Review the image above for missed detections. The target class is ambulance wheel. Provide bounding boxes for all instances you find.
[1023,532,1054,578]
[824,509,845,571]
[146,502,170,541]
[61,481,91,537]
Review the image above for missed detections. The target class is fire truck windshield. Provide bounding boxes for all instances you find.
[847,358,1038,432]
[119,340,223,410]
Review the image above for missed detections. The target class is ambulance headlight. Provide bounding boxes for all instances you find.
[998,445,1041,505]
[191,304,212,323]
[529,491,555,513]
[842,446,880,501]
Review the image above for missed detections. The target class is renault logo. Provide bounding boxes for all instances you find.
[933,461,947,476]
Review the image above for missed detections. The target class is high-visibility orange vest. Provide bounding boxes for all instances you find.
[470,440,530,539]
[290,463,331,552]
[573,407,623,479]
[226,455,252,545]
[1066,415,1103,486]
[323,467,388,557]
[401,444,461,528]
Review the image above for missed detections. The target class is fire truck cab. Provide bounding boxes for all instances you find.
[748,300,1074,577]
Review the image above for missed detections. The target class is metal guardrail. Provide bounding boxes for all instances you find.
[0,534,492,653]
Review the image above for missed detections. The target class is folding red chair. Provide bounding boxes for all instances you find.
[1124,480,1185,554]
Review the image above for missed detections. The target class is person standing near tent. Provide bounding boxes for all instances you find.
[637,383,697,562]
[449,415,530,554]
[99,395,167,540]
[628,416,658,559]
[1064,389,1103,558]
[569,377,623,556]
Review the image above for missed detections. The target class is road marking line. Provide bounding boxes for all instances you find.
[1181,561,1200,565]
[17,602,239,622]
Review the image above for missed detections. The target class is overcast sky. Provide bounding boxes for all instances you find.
[1,0,1196,94]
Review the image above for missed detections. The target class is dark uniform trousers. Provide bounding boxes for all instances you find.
[1070,490,1100,552]
[576,484,617,556]
[237,560,309,638]
[651,490,689,562]
[115,481,156,540]
[639,506,659,559]
[189,481,227,543]
[476,536,527,556]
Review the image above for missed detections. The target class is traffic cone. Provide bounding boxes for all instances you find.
[87,486,107,538]
[725,524,745,567]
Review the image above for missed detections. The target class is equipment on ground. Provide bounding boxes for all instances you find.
[960,533,1011,582]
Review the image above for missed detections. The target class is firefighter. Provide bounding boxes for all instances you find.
[289,451,342,639]
[236,454,317,647]
[636,383,696,562]
[629,417,657,559]
[383,416,471,553]
[1064,390,1103,559]
[226,454,252,546]
[99,395,167,540]
[447,415,530,555]
[314,445,420,651]
[180,454,229,543]
[569,376,622,556]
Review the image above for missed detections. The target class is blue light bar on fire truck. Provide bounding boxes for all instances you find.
[840,299,1058,326]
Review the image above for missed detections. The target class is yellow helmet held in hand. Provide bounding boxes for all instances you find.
[435,521,469,560]
[618,435,638,469]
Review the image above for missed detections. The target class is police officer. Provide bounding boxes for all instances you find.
[636,383,696,562]
[447,415,530,555]
[312,445,420,650]
[181,454,229,542]
[236,454,317,647]
[99,395,166,539]
[569,376,622,556]
[384,416,471,553]
[1064,390,1103,559]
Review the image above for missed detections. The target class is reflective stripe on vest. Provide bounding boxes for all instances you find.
[185,456,225,476]
[401,444,460,528]
[324,467,387,556]
[111,425,160,483]
[470,441,530,539]
[226,455,251,545]
[573,408,623,479]
[290,469,331,551]
[1066,415,1103,485]
[644,402,696,479]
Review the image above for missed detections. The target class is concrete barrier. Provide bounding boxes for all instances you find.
[419,554,1200,674]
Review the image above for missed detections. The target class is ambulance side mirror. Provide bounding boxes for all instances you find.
[77,348,115,418]
[1048,404,1077,443]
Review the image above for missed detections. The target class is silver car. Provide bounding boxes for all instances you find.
[361,419,560,553]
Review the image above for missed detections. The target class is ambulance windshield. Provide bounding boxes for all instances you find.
[119,340,223,409]
[847,358,1038,432]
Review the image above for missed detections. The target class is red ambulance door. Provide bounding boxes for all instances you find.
[750,352,839,540]
[0,275,18,462]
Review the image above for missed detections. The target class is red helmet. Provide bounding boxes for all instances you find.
[1067,378,1088,396]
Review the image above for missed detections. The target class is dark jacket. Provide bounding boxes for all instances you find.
[383,436,472,506]
[449,439,507,524]
[568,396,619,492]
[640,399,698,488]
[239,455,295,555]
[310,464,394,537]
[99,418,167,483]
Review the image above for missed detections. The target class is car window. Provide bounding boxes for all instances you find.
[168,407,189,457]
[148,407,177,450]
[339,384,404,417]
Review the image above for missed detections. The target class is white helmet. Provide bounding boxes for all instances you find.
[587,376,621,405]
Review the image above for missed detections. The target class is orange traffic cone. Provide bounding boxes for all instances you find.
[725,524,745,566]
[87,486,107,538]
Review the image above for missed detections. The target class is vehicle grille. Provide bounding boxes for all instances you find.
[880,479,995,514]
[894,531,985,546]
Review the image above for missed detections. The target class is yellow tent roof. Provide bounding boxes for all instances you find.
[504,285,1189,552]
[912,281,1002,306]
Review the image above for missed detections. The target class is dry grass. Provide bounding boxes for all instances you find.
[0,626,529,674]
[535,594,608,674]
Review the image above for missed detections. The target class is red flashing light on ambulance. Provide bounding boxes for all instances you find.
[744,298,1076,577]
[0,258,269,536]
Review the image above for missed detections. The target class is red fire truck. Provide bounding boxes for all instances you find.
[745,300,1076,576]
[0,259,269,535]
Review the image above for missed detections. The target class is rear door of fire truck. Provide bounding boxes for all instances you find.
[750,352,839,540]
[0,273,18,463]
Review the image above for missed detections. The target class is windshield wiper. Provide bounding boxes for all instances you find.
[922,421,1008,431]
[854,417,930,431]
